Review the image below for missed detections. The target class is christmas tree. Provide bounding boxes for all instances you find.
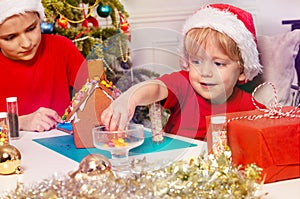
[41,0,131,74]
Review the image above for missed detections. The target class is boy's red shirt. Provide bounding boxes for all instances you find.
[0,34,88,116]
[158,70,265,140]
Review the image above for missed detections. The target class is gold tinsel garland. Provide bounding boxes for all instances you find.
[2,151,267,199]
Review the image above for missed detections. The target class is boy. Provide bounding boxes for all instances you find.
[0,0,88,132]
[101,4,265,140]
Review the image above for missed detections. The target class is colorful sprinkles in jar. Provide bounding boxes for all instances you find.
[0,112,9,145]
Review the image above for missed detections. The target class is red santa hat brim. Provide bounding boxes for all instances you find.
[182,4,262,81]
[0,0,45,25]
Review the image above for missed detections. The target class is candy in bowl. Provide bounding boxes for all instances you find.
[92,123,144,176]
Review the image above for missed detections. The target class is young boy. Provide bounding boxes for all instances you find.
[0,0,88,132]
[101,4,265,140]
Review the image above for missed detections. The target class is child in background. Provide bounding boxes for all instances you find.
[101,4,265,140]
[0,0,88,132]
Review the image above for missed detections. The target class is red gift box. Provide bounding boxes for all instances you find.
[207,107,300,183]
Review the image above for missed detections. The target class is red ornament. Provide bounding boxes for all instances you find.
[82,16,99,28]
[119,12,130,33]
[57,17,69,29]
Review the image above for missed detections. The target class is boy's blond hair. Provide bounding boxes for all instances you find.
[184,28,244,70]
[180,4,262,81]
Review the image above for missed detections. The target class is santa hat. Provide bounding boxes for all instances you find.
[182,4,262,81]
[0,0,45,25]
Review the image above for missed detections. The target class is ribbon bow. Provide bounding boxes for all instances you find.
[228,82,300,123]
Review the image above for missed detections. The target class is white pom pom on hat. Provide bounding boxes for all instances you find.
[0,0,45,25]
[182,4,262,81]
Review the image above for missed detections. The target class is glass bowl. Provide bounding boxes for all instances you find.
[92,123,144,176]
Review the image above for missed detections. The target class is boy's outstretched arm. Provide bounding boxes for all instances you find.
[101,79,168,130]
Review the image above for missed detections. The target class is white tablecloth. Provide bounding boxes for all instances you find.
[0,129,299,198]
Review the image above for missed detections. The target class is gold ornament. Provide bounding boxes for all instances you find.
[70,154,112,178]
[0,144,22,175]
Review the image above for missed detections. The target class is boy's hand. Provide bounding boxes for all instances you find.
[19,107,63,132]
[101,92,136,131]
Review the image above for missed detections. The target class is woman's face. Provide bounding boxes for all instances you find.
[0,12,41,61]
[188,37,245,104]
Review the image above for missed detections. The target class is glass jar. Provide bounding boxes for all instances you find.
[6,97,19,139]
[210,116,227,155]
[0,112,9,145]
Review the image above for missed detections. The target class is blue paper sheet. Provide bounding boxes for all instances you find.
[33,130,197,163]
[56,122,73,131]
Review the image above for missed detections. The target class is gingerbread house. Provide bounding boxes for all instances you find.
[61,59,120,148]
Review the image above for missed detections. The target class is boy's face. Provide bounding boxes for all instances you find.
[188,38,245,104]
[0,12,41,61]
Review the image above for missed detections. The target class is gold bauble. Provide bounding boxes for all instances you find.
[70,154,112,178]
[0,144,22,175]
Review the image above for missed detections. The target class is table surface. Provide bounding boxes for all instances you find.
[0,129,299,198]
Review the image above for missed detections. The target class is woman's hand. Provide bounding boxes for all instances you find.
[19,107,63,132]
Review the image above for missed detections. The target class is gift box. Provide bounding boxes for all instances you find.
[207,107,300,183]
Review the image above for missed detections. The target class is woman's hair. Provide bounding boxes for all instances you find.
[184,28,244,70]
